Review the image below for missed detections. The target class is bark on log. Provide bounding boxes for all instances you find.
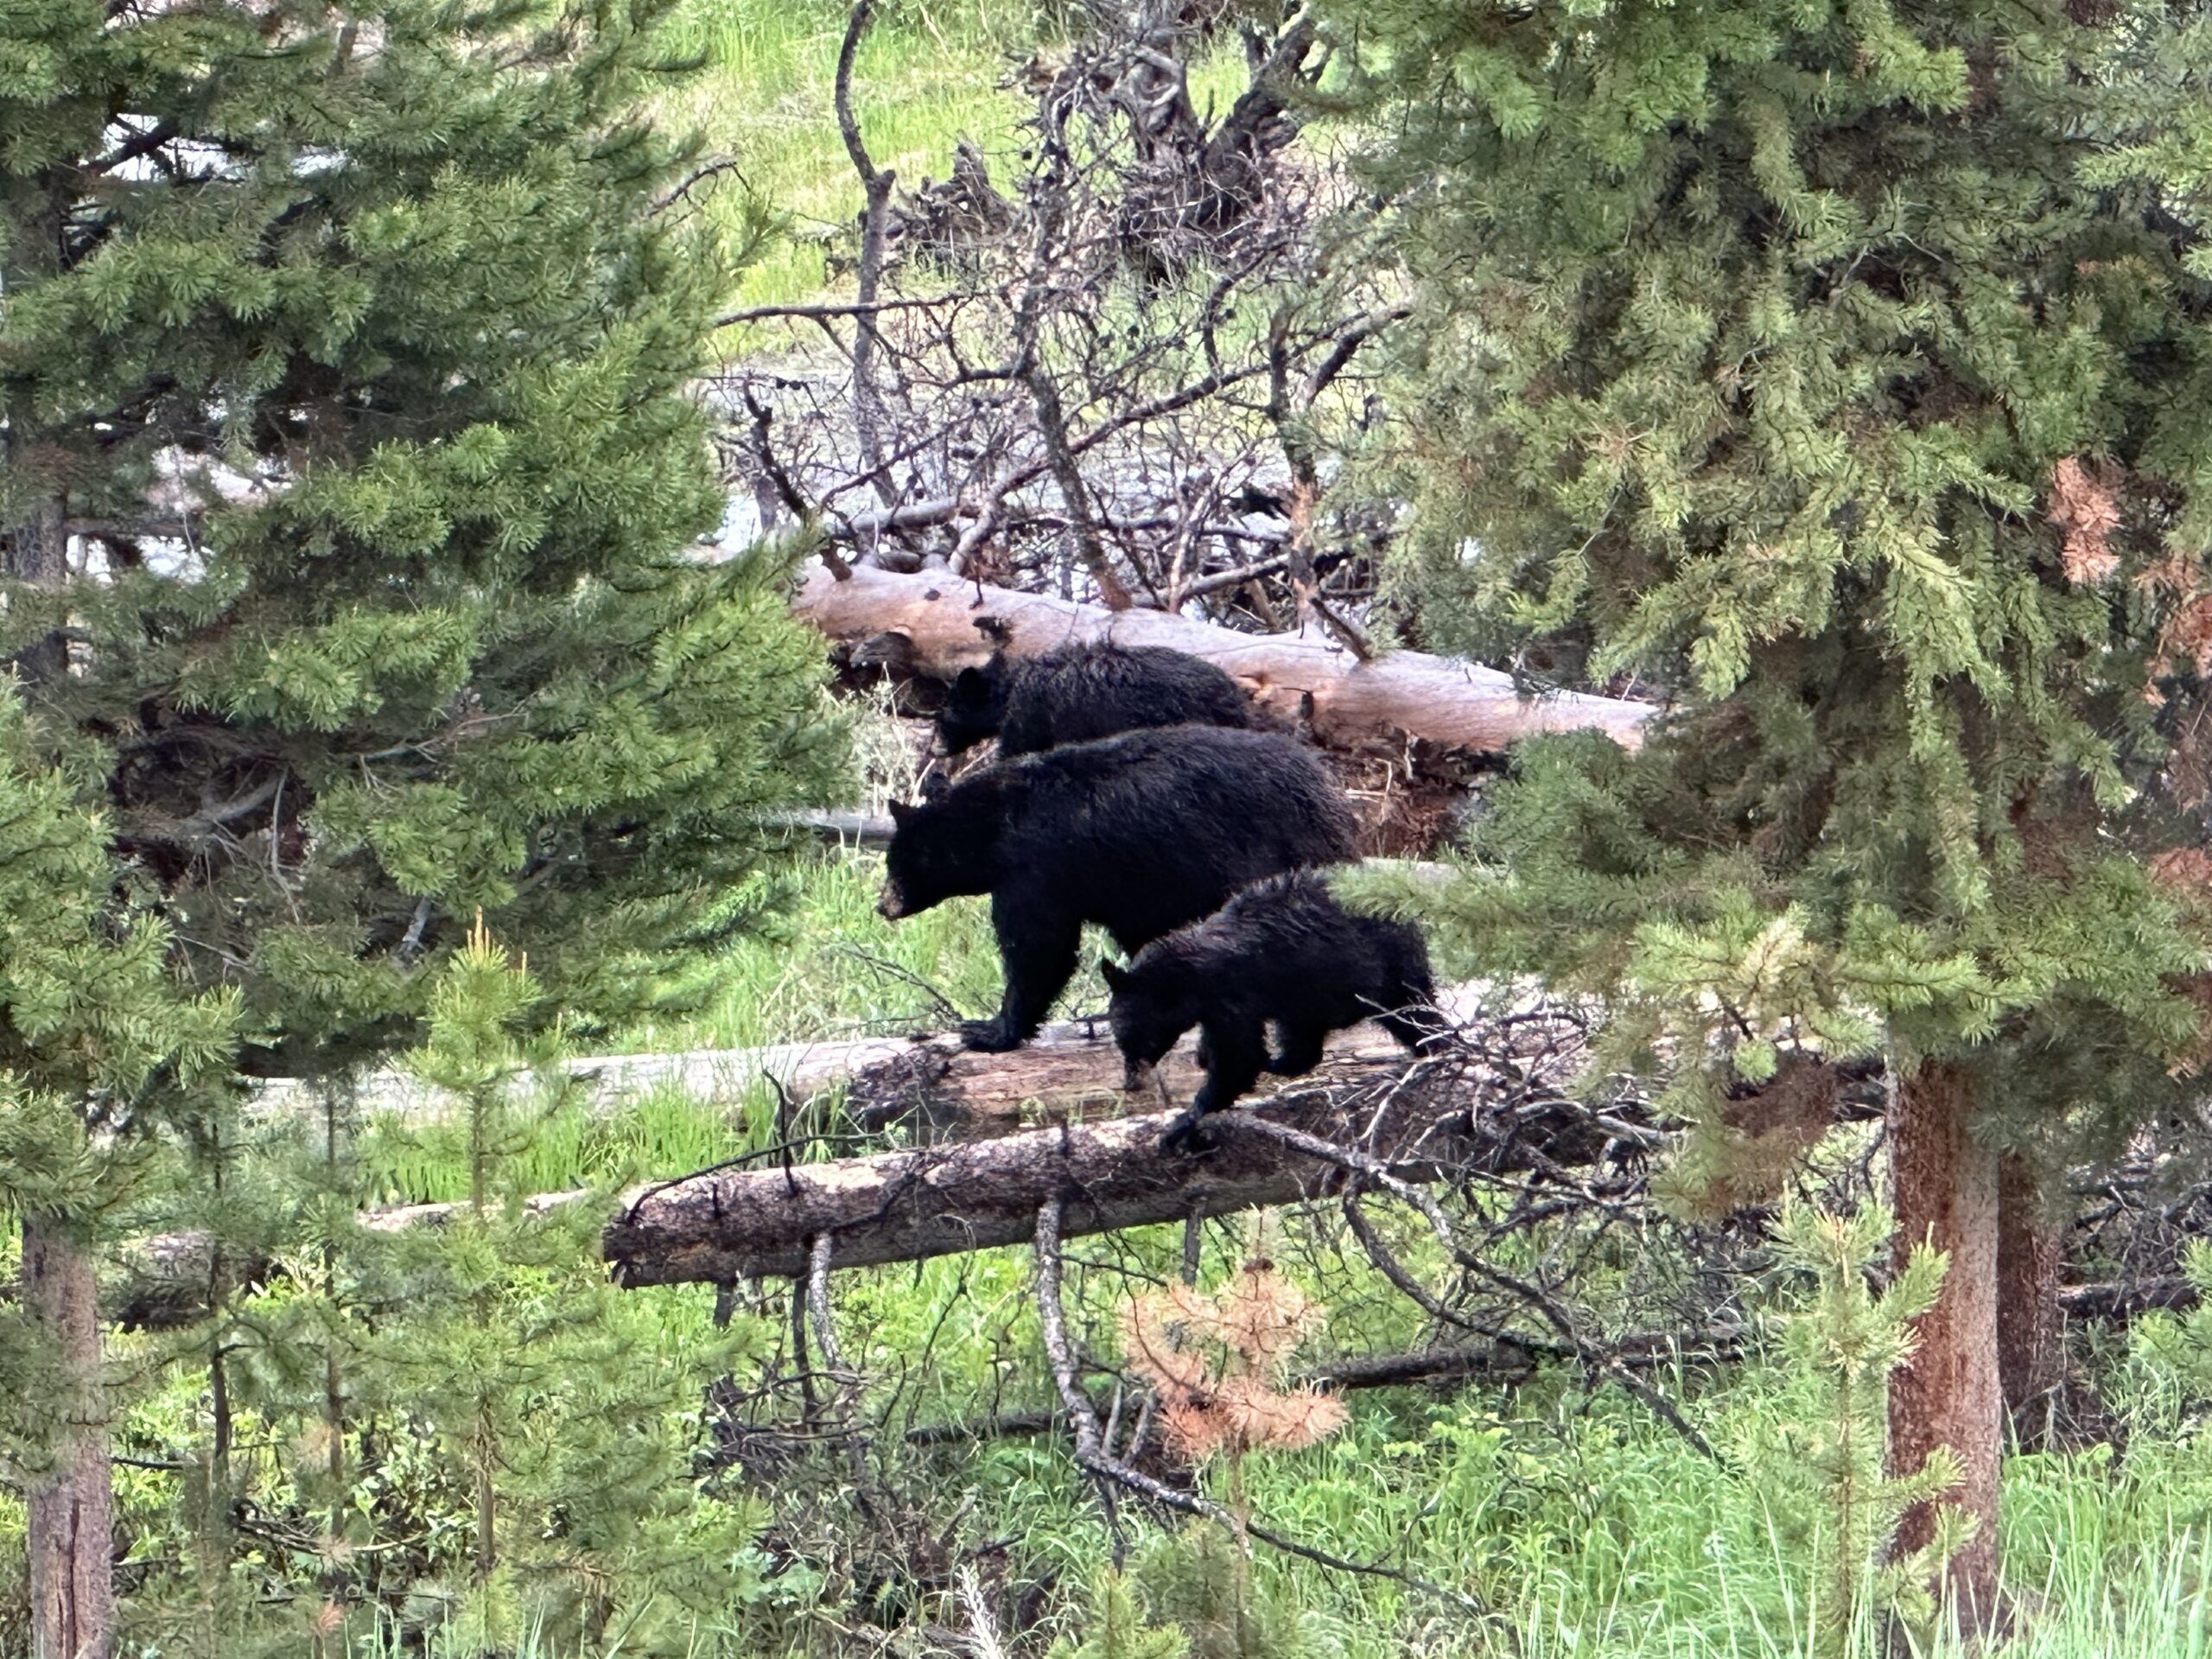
[602,1047,1586,1287]
[796,564,1652,755]
[104,1010,1470,1327]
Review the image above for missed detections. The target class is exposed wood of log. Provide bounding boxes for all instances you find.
[796,563,1653,754]
[2057,1274,2198,1321]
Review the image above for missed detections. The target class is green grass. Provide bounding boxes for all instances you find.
[660,0,1043,313]
[658,0,1270,319]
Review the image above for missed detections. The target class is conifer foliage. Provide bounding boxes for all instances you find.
[1338,0,2212,1623]
[0,0,843,1646]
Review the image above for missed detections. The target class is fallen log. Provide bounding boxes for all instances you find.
[105,1009,1481,1327]
[796,563,1653,756]
[601,1046,1609,1287]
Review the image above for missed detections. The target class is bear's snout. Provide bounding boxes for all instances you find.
[876,882,907,921]
[1122,1058,1155,1093]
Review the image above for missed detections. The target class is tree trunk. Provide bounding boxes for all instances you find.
[795,564,1652,756]
[602,1046,1622,1286]
[22,1211,118,1659]
[1997,1154,2065,1446]
[1887,1060,2000,1630]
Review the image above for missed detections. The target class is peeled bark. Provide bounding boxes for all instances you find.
[796,564,1651,755]
[22,1212,118,1659]
[1997,1154,2065,1441]
[1887,1061,2001,1629]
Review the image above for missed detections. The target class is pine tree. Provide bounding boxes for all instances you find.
[1763,1205,1967,1655]
[0,0,846,1647]
[1334,0,2212,1624]
[0,692,238,1658]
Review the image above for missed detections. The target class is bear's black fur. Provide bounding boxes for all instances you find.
[934,639,1254,758]
[878,727,1357,1052]
[1100,870,1444,1151]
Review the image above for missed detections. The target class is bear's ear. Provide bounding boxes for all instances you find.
[919,771,953,804]
[887,799,914,823]
[950,665,991,703]
[1099,958,1128,990]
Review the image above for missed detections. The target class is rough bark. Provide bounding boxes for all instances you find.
[1997,1154,2066,1441]
[108,1012,1465,1326]
[796,564,1652,755]
[1887,1060,2001,1629]
[601,1046,1593,1286]
[22,1212,118,1659]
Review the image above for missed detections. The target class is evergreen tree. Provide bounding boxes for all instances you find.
[0,0,847,1646]
[1334,0,2212,1623]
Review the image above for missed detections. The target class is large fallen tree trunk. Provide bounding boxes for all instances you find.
[796,563,1653,754]
[104,1009,1484,1327]
[602,1046,1624,1286]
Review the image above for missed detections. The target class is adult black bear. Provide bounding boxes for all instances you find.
[1100,871,1444,1151]
[934,636,1253,758]
[878,727,1357,1052]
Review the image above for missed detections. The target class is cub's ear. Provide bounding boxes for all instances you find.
[887,799,914,823]
[950,665,991,702]
[1099,958,1128,990]
[919,771,953,804]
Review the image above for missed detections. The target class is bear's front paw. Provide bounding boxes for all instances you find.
[960,1018,1024,1053]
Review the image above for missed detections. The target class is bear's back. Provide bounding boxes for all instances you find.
[993,726,1355,948]
[997,640,1252,756]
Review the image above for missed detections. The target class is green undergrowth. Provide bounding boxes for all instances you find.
[660,0,1260,315]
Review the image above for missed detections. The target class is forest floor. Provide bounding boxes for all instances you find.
[332,846,2212,1659]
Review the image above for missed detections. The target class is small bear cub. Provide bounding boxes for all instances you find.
[1101,870,1446,1152]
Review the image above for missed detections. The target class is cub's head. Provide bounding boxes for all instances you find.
[1100,957,1196,1090]
[934,658,1011,755]
[877,778,982,920]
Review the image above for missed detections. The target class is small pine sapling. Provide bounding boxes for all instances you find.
[1047,1568,1191,1659]
[1764,1205,1972,1653]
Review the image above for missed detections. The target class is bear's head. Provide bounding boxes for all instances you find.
[933,658,1011,755]
[1100,956,1196,1090]
[877,789,993,920]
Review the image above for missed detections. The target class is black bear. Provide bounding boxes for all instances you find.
[1100,870,1445,1151]
[934,634,1254,759]
[878,727,1357,1052]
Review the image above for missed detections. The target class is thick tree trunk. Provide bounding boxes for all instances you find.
[1997,1154,2065,1444]
[1887,1060,2000,1630]
[22,1212,118,1659]
[601,1035,1618,1285]
[795,564,1651,755]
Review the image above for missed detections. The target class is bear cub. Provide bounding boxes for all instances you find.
[878,726,1357,1052]
[935,633,1253,759]
[1101,871,1445,1152]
